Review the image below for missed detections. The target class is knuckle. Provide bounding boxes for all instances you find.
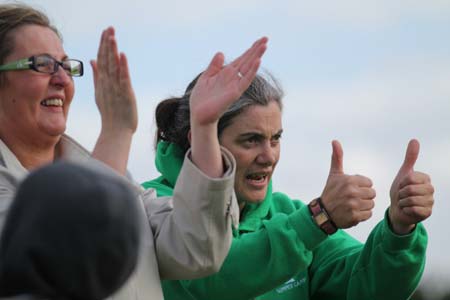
[428,184,435,195]
[409,206,420,216]
[345,187,358,198]
[345,175,356,185]
[364,211,373,220]
[348,200,359,211]
[403,185,414,195]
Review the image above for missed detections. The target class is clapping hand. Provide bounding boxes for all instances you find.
[189,37,268,128]
[90,27,137,174]
[91,27,137,134]
[188,37,268,177]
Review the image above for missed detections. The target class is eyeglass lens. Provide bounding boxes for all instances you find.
[34,55,55,74]
[34,55,82,76]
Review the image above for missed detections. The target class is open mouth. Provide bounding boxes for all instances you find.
[41,98,63,107]
[246,172,269,183]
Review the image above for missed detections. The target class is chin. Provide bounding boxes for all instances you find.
[46,128,66,137]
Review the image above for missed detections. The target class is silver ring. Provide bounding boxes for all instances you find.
[237,71,243,78]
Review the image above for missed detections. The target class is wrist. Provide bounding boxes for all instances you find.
[388,208,416,235]
[100,125,136,137]
[308,197,338,235]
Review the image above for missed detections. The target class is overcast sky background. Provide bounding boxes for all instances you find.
[17,0,450,292]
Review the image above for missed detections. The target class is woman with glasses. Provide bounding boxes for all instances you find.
[0,3,267,299]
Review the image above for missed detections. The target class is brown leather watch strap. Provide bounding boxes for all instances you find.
[308,197,338,235]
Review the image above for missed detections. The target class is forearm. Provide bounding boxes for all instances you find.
[346,219,427,300]
[166,205,328,300]
[148,148,237,279]
[190,122,223,178]
[92,128,133,175]
[310,212,427,300]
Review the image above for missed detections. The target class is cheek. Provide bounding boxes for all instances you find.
[66,81,75,100]
[232,151,254,174]
[16,78,50,104]
[64,83,75,109]
[274,147,281,166]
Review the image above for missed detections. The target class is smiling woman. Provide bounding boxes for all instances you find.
[0,25,75,152]
[0,3,248,300]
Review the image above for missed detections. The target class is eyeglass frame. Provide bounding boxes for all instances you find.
[0,54,84,77]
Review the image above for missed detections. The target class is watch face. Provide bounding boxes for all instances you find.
[315,212,328,226]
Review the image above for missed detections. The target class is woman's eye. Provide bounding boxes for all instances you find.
[273,134,282,141]
[36,61,48,67]
[243,137,259,147]
[270,134,282,146]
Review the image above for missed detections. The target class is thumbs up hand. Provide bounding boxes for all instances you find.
[389,139,434,235]
[320,140,376,229]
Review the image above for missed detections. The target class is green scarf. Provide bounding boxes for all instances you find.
[141,141,276,232]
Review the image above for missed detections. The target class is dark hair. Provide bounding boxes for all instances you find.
[0,3,60,85]
[155,72,284,153]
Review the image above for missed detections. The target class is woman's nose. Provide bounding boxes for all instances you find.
[256,142,277,166]
[50,65,72,88]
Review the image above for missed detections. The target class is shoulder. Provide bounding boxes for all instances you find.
[58,134,91,161]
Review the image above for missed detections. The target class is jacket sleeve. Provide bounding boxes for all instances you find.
[0,168,19,236]
[309,211,427,300]
[163,202,328,300]
[144,147,239,279]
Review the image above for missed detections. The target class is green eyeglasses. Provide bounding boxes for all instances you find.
[0,54,83,77]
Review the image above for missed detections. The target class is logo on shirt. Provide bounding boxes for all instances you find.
[275,277,306,294]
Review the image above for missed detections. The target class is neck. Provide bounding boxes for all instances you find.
[0,132,60,170]
[239,201,246,213]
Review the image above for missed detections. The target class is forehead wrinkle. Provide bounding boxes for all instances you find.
[223,102,282,142]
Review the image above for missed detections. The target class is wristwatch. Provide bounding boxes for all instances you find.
[308,198,337,235]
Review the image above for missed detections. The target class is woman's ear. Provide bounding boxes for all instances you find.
[187,130,192,145]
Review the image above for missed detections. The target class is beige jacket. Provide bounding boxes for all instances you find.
[0,135,239,299]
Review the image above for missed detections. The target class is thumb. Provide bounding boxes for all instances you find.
[400,139,420,174]
[329,140,344,175]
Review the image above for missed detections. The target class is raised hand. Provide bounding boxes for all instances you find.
[189,38,268,178]
[320,140,376,229]
[389,139,434,235]
[90,27,137,174]
[90,27,137,133]
[189,37,268,127]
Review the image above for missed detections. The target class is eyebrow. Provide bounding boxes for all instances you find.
[238,129,283,139]
[40,53,69,61]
